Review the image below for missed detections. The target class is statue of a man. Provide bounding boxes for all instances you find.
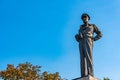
[75,13,102,77]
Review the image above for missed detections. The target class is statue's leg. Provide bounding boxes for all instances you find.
[84,38,94,76]
[79,43,88,77]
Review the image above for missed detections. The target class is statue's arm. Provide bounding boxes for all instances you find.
[75,26,83,42]
[93,24,103,41]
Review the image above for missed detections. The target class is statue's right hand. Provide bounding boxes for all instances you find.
[75,34,80,42]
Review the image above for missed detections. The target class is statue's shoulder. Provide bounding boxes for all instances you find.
[80,24,84,26]
[89,24,95,26]
[79,24,84,30]
[89,24,98,29]
[90,24,97,27]
[80,24,84,28]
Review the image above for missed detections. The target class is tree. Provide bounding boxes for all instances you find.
[0,62,63,80]
[103,77,110,80]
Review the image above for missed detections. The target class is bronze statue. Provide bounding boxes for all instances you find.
[75,13,102,77]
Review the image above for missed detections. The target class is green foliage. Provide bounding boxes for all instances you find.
[103,77,110,80]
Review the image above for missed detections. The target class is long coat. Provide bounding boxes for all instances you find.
[75,24,102,77]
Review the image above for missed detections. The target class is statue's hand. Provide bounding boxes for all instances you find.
[93,36,101,41]
[75,34,81,42]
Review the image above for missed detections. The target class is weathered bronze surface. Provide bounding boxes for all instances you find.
[75,13,102,77]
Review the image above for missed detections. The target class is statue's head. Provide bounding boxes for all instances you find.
[81,13,90,23]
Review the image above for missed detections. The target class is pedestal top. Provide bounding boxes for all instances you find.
[73,75,99,80]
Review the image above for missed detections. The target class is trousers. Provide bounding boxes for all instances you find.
[79,37,94,77]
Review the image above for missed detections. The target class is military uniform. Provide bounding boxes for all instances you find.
[75,24,102,77]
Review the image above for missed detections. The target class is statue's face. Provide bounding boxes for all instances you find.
[82,16,89,23]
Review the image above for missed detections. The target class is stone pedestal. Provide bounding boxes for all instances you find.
[73,75,99,80]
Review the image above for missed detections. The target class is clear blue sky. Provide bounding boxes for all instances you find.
[0,0,120,80]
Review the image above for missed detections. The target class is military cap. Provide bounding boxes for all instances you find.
[81,13,90,20]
